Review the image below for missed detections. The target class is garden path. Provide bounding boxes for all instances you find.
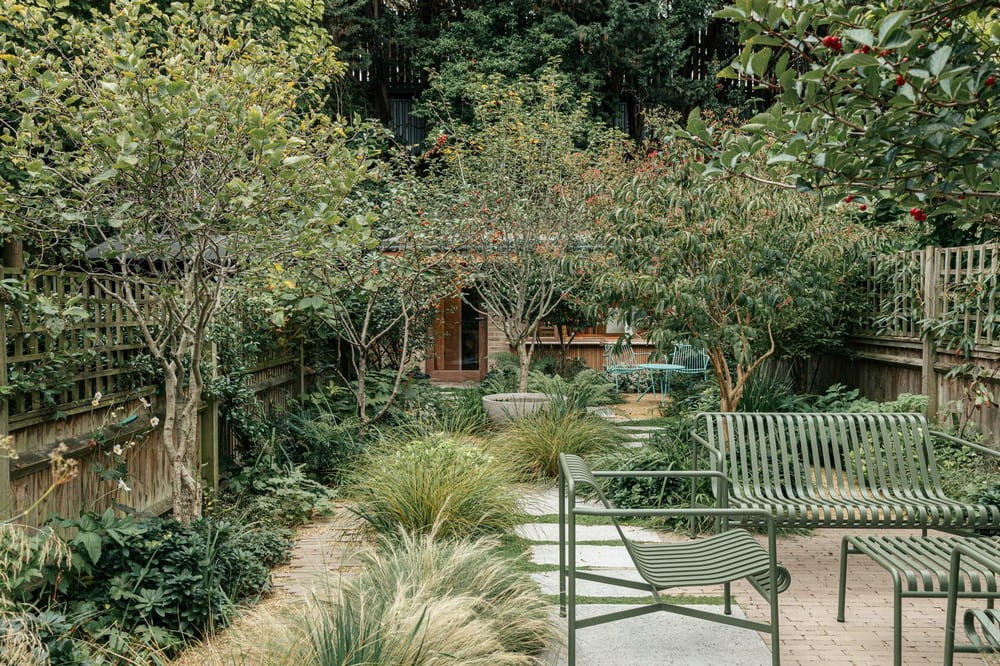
[271,503,368,597]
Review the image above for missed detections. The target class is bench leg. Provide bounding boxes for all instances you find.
[893,579,902,666]
[568,514,576,666]
[724,582,732,615]
[837,537,850,622]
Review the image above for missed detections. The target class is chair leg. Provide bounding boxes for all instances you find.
[724,582,732,615]
[837,537,849,622]
[559,470,566,618]
[568,515,577,666]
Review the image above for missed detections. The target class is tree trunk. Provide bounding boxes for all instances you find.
[516,340,532,393]
[162,364,204,525]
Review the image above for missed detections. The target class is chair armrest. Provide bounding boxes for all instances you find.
[931,430,1000,458]
[690,431,723,462]
[591,470,727,480]
[571,507,775,534]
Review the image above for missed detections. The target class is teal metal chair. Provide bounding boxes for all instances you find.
[558,453,789,666]
[670,343,710,381]
[602,342,646,391]
[944,542,1000,665]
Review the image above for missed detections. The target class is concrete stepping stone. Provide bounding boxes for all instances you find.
[532,544,637,569]
[515,523,661,543]
[530,569,651,597]
[520,486,603,516]
[618,427,659,434]
[544,605,771,666]
[622,440,646,448]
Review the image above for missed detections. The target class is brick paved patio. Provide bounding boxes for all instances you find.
[734,528,994,665]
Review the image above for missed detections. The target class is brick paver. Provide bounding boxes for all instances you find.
[732,528,994,665]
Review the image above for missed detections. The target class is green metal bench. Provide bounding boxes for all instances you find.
[690,412,1000,531]
[945,542,1000,665]
[558,453,790,666]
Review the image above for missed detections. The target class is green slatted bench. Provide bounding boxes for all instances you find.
[690,412,1000,532]
[839,535,1000,666]
[558,453,790,666]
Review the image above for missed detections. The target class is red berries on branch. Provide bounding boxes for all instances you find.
[986,75,997,88]
[910,207,928,222]
[821,35,843,51]
[844,195,854,203]
[895,74,906,87]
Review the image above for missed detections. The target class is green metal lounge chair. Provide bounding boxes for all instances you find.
[944,542,1000,665]
[558,453,790,666]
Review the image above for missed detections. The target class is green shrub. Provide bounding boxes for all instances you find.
[349,435,523,539]
[527,368,619,408]
[302,530,554,665]
[807,384,928,413]
[38,510,285,656]
[222,457,334,529]
[737,368,805,412]
[592,424,714,532]
[495,404,626,479]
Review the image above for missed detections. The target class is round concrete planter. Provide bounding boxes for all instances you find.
[481,392,552,424]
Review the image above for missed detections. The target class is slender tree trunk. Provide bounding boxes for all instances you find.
[163,368,203,525]
[516,339,533,393]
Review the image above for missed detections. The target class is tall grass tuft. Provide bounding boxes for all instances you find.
[495,405,626,480]
[349,435,523,539]
[181,531,556,665]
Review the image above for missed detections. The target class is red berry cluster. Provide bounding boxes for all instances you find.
[852,45,872,55]
[987,75,997,88]
[910,207,928,222]
[821,35,843,51]
[895,74,906,86]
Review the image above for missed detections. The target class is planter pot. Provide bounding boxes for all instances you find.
[482,392,552,424]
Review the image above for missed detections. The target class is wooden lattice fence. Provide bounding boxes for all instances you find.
[1,269,306,525]
[816,242,1000,444]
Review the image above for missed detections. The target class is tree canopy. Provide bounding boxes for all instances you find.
[684,0,1000,242]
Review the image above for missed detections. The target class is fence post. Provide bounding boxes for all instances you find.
[1,295,10,520]
[200,341,219,490]
[921,247,939,421]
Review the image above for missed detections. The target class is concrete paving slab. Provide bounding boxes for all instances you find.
[618,428,658,435]
[516,523,661,543]
[544,604,772,666]
[520,486,603,516]
[532,544,636,568]
[531,569,652,597]
[622,440,646,448]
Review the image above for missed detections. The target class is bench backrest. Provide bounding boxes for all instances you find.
[693,412,946,501]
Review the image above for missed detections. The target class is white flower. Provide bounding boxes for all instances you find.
[91,391,102,406]
[91,399,100,407]
[117,479,131,493]
[149,417,160,428]
[112,444,124,456]
[139,397,151,409]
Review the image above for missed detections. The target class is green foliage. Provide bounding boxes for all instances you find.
[807,384,929,413]
[35,510,282,655]
[1,0,370,522]
[528,368,619,408]
[737,367,806,412]
[691,0,1000,239]
[276,387,366,483]
[219,455,334,530]
[349,435,523,539]
[594,143,874,411]
[495,404,626,480]
[594,424,715,532]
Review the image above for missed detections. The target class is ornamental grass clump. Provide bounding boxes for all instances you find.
[496,404,626,480]
[349,435,523,539]
[195,530,555,665]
